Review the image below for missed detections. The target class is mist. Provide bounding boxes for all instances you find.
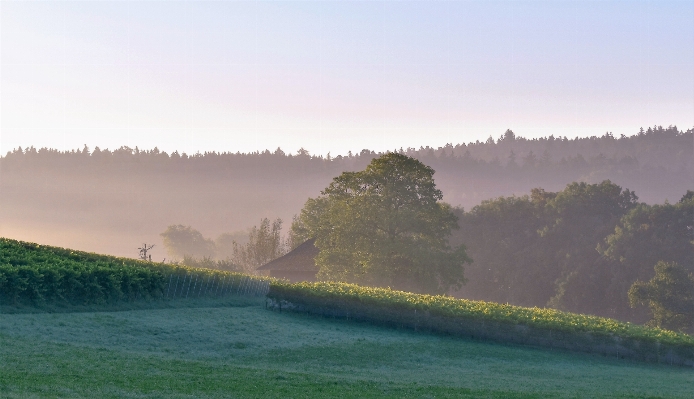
[0,125,690,260]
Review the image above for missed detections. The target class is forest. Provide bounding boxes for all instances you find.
[0,125,690,259]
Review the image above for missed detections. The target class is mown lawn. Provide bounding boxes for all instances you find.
[1,298,691,398]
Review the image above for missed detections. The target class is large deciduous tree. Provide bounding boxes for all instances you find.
[600,192,694,272]
[599,193,694,318]
[292,153,471,294]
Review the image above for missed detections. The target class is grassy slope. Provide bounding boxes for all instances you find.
[1,298,692,398]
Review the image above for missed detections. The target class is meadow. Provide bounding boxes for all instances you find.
[268,281,694,365]
[1,297,693,399]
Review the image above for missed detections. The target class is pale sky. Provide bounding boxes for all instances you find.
[1,0,693,156]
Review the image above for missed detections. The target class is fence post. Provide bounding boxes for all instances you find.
[179,274,184,298]
[216,275,225,296]
[197,275,204,298]
[197,274,203,298]
[221,275,227,296]
[186,274,196,299]
[234,277,240,295]
[173,274,181,299]
[236,276,244,296]
[165,274,173,298]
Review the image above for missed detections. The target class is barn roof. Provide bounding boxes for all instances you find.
[256,239,319,272]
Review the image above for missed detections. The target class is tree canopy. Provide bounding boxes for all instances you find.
[629,261,694,333]
[292,152,470,294]
[451,181,643,314]
[160,225,216,260]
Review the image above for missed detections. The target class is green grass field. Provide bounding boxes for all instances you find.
[1,297,692,398]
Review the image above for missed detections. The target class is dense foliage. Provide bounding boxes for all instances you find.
[629,262,694,332]
[0,238,165,305]
[451,182,693,327]
[601,193,694,295]
[292,153,470,293]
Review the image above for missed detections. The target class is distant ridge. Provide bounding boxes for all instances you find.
[0,125,690,258]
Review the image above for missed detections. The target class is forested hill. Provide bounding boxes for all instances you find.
[0,125,691,257]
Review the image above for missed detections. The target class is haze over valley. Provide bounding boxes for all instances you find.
[0,125,689,259]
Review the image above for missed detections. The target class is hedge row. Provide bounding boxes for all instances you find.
[0,264,164,305]
[267,281,694,366]
[0,238,270,306]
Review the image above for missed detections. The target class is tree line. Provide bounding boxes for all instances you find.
[2,125,690,179]
[451,185,693,331]
[2,124,690,213]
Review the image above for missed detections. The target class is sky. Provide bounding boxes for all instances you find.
[1,0,693,157]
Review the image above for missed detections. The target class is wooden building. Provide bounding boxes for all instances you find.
[256,239,319,282]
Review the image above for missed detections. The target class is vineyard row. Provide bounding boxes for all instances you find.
[266,281,694,366]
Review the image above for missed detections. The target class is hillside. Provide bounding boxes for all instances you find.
[0,125,690,258]
[2,238,692,397]
[1,297,692,398]
[2,237,692,362]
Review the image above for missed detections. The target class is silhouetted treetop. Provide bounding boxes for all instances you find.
[3,125,691,177]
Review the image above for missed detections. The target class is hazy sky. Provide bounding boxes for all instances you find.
[1,0,692,156]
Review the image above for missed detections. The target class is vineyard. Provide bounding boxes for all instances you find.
[0,238,269,306]
[267,281,694,366]
[3,236,694,366]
